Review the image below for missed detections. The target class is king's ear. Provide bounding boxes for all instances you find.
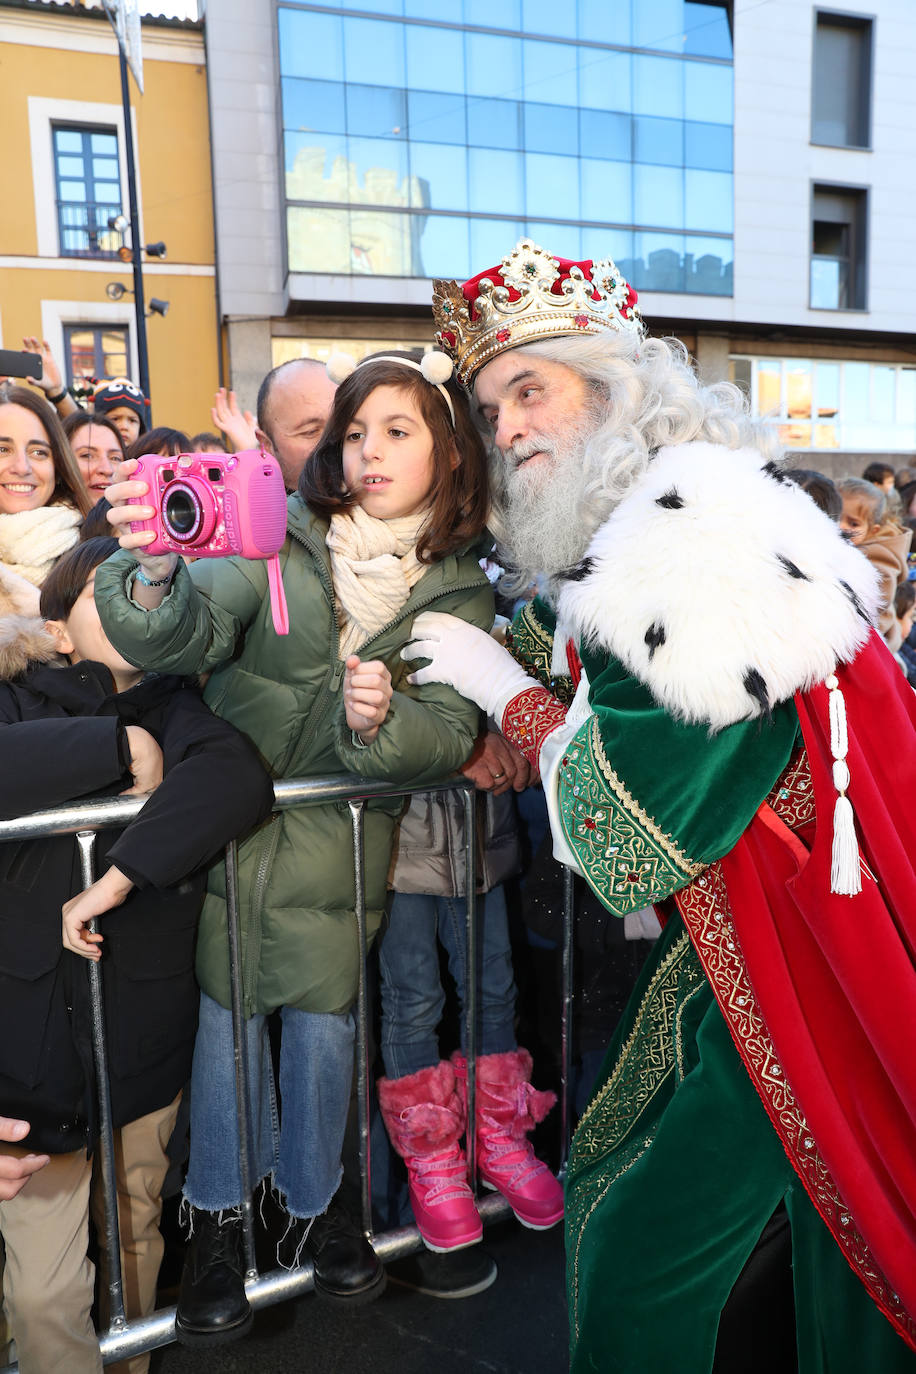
[44,618,75,657]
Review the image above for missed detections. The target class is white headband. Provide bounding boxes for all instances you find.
[325,350,456,426]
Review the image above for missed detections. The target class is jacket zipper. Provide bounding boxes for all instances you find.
[243,522,487,1008]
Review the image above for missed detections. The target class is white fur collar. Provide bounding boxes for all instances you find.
[555,442,880,731]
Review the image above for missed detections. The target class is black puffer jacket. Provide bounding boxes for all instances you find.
[0,623,273,1155]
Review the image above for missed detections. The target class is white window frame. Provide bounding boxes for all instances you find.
[40,299,138,389]
[28,96,143,259]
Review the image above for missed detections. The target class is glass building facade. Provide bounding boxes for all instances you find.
[278,1,734,294]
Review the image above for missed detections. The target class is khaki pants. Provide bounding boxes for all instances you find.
[0,1095,180,1374]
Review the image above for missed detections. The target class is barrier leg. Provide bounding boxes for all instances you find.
[348,800,373,1238]
[224,838,257,1278]
[461,787,478,1188]
[77,829,127,1335]
[559,865,575,1175]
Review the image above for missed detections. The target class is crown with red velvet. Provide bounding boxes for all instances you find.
[432,238,645,387]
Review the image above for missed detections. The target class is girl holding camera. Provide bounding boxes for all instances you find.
[95,350,493,1344]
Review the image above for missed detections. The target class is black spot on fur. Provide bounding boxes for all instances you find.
[644,623,666,660]
[777,554,810,581]
[763,461,790,484]
[558,556,594,582]
[743,668,772,719]
[656,489,684,509]
[839,579,870,622]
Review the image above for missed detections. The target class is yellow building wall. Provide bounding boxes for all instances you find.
[1,23,219,435]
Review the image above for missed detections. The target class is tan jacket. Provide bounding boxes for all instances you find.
[860,524,912,650]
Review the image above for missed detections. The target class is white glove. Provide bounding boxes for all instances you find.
[402,611,537,720]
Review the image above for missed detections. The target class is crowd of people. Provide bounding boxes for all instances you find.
[1,238,915,1374]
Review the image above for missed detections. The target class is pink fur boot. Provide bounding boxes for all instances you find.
[453,1049,564,1231]
[377,1061,482,1253]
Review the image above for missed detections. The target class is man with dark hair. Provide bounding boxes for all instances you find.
[862,461,895,492]
[255,358,337,491]
[406,237,916,1372]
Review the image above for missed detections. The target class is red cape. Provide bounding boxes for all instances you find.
[681,632,916,1347]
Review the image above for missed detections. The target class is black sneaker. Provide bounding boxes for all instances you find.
[299,1193,387,1305]
[175,1209,253,1346]
[386,1247,498,1299]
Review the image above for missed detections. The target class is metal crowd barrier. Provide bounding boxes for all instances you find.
[0,774,575,1369]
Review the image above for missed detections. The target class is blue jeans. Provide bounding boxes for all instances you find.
[184,992,354,1219]
[379,885,518,1079]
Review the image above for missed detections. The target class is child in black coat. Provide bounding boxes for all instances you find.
[0,537,273,1374]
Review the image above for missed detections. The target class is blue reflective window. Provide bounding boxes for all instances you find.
[405,23,466,94]
[91,133,117,156]
[684,61,732,123]
[342,0,402,12]
[287,206,350,273]
[347,136,409,205]
[285,132,349,202]
[55,130,82,153]
[346,84,406,139]
[58,156,84,179]
[466,33,523,98]
[522,0,576,37]
[581,226,635,270]
[684,169,732,232]
[464,0,520,25]
[580,158,632,223]
[634,164,684,229]
[577,0,631,45]
[523,39,578,106]
[408,91,466,145]
[523,102,579,154]
[578,47,631,112]
[526,222,581,257]
[283,78,346,134]
[685,2,733,59]
[633,0,683,53]
[415,213,470,278]
[633,54,683,119]
[343,17,405,87]
[684,120,732,170]
[525,152,579,219]
[279,9,343,81]
[579,109,631,160]
[409,142,469,211]
[634,231,685,291]
[469,147,524,214]
[470,217,525,268]
[405,0,452,13]
[467,97,522,150]
[685,235,733,294]
[633,115,683,166]
[350,208,416,275]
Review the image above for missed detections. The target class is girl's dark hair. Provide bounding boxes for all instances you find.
[126,427,192,461]
[784,468,842,521]
[62,409,128,459]
[862,461,894,486]
[189,431,228,453]
[898,481,916,519]
[894,579,916,619]
[299,350,489,564]
[0,383,92,516]
[40,535,120,622]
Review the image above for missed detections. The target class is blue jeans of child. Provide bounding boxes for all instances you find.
[379,885,518,1079]
[183,992,354,1219]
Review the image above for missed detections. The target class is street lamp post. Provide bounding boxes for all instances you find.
[115,40,151,408]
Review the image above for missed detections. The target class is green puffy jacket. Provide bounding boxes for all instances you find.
[94,497,494,1017]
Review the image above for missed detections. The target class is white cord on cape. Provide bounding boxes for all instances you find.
[825,670,861,896]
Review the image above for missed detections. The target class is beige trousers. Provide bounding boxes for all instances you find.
[0,1094,180,1374]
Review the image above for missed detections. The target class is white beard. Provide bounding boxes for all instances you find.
[490,411,613,593]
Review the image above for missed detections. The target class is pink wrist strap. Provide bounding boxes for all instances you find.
[267,553,289,635]
[500,686,567,767]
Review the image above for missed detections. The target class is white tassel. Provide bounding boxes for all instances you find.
[824,671,861,896]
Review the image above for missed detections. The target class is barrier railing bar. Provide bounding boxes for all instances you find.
[559,864,575,1174]
[462,785,478,1189]
[224,836,258,1279]
[77,830,127,1331]
[348,799,374,1239]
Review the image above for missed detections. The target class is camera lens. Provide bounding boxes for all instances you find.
[164,486,201,538]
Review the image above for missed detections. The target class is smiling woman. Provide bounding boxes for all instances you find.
[0,383,91,618]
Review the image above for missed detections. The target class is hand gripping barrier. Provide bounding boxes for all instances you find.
[0,775,575,1370]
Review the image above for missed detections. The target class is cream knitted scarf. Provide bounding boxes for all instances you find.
[327,505,428,657]
[0,504,82,589]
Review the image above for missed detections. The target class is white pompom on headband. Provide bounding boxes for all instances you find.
[325,350,456,426]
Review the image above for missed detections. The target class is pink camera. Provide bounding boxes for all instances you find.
[128,449,290,633]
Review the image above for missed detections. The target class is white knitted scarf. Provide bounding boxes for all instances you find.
[0,504,82,589]
[326,505,428,657]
